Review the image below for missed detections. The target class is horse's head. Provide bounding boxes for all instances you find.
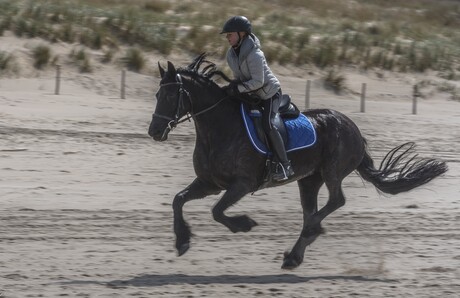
[148,61,191,141]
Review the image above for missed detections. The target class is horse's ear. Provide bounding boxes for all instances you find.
[167,61,176,74]
[158,62,165,78]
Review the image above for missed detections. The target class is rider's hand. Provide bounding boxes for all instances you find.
[223,81,240,97]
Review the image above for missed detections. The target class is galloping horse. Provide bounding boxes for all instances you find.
[148,54,447,269]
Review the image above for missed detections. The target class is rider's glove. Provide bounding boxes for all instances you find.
[223,81,240,97]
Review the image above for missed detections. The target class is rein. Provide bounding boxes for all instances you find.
[153,74,228,138]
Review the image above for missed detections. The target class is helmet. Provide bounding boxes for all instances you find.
[220,16,252,34]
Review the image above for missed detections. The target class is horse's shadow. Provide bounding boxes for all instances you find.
[64,273,398,288]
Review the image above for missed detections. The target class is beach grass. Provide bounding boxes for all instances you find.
[0,0,458,75]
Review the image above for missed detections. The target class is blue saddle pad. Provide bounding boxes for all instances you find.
[240,104,317,155]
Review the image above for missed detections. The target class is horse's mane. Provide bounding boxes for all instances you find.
[177,53,232,88]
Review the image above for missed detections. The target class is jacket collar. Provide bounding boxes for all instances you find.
[232,34,260,61]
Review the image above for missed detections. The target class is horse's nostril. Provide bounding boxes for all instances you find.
[148,125,168,141]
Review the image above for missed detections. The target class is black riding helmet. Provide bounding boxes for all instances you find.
[220,16,252,34]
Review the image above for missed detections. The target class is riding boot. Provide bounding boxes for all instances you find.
[268,129,294,181]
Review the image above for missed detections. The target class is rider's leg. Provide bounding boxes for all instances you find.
[262,90,294,181]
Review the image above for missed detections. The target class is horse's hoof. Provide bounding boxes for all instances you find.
[281,251,301,270]
[281,257,300,270]
[281,258,299,270]
[177,242,190,256]
[244,217,258,231]
[230,215,258,233]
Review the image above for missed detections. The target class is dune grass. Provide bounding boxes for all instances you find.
[0,0,459,76]
[123,48,145,72]
[0,51,12,70]
[69,47,93,73]
[32,45,51,69]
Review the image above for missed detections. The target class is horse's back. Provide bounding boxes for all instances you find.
[303,108,365,175]
[303,108,362,138]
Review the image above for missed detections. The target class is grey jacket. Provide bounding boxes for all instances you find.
[226,34,280,100]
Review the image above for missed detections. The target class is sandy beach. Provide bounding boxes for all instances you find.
[1,49,459,297]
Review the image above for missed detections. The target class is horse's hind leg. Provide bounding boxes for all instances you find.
[282,172,346,269]
[173,178,221,256]
[309,177,346,226]
[282,173,323,269]
[212,182,257,233]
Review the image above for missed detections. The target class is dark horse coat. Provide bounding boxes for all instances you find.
[148,54,447,269]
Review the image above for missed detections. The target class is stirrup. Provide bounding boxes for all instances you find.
[272,162,294,181]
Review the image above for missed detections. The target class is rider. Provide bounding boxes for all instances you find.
[220,16,294,181]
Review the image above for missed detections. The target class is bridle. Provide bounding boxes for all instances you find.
[152,73,228,139]
[152,74,190,137]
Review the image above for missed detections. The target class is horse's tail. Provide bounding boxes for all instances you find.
[356,141,448,195]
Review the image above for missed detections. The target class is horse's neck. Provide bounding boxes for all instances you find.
[188,84,241,137]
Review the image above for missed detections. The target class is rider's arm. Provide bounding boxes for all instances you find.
[238,50,265,93]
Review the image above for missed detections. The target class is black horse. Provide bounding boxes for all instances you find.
[148,54,448,269]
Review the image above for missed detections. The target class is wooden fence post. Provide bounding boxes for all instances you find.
[121,69,126,99]
[305,79,311,110]
[412,84,418,115]
[55,65,61,95]
[360,83,366,113]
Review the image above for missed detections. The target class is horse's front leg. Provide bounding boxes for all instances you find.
[212,182,257,233]
[173,178,220,256]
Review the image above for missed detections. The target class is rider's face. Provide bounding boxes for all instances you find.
[226,32,240,47]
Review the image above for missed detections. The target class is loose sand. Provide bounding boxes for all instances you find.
[1,38,459,297]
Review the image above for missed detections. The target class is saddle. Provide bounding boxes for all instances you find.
[248,94,299,146]
[241,94,317,155]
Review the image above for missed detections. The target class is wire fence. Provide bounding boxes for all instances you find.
[304,80,420,115]
[43,65,423,114]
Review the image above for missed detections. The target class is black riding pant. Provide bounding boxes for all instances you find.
[261,89,281,133]
[261,89,289,165]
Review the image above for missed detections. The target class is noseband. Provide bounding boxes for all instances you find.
[152,73,228,138]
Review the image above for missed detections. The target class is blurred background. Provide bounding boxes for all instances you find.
[0,0,459,96]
